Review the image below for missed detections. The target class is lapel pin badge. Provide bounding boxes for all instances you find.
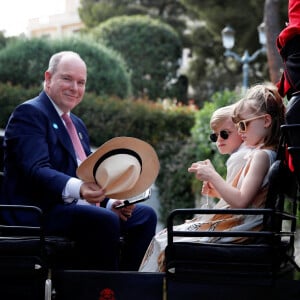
[52,123,58,129]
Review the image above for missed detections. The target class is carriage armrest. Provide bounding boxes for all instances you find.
[0,204,75,269]
[0,205,44,239]
[165,207,297,282]
[167,208,276,246]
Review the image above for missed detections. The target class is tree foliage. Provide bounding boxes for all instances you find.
[79,0,288,105]
[0,1,290,104]
[79,0,188,36]
[79,0,145,28]
[91,15,182,100]
[180,0,288,104]
[0,83,40,128]
[0,37,132,98]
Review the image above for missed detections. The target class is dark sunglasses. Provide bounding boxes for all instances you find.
[209,130,230,142]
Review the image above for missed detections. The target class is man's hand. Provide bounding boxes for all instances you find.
[80,182,106,205]
[111,200,135,221]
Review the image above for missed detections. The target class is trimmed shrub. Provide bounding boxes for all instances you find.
[0,37,131,98]
[91,15,182,100]
[0,83,40,128]
[0,38,51,88]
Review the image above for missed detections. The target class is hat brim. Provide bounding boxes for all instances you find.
[76,137,160,199]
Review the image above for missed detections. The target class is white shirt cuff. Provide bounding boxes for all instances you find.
[62,177,83,203]
[106,199,116,210]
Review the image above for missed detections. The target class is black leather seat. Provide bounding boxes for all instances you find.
[0,131,74,299]
[0,130,130,299]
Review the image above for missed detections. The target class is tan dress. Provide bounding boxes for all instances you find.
[139,149,276,272]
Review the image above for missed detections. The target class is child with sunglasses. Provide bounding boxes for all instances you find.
[203,104,250,205]
[205,83,285,207]
[188,83,285,238]
[139,104,251,272]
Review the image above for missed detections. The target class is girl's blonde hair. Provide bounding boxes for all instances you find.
[232,83,285,148]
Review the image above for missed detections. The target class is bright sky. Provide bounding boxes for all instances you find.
[0,0,65,36]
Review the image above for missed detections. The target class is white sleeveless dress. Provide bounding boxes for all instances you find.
[139,148,276,272]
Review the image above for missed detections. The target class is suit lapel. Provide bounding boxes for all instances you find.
[36,92,78,163]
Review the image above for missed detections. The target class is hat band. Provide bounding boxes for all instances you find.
[92,148,143,182]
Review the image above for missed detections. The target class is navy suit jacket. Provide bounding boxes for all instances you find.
[0,92,157,270]
[1,91,92,224]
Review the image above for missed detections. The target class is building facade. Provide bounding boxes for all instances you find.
[27,0,83,38]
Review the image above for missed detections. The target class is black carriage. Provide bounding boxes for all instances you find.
[0,113,300,300]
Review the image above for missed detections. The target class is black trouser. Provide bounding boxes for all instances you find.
[285,92,300,184]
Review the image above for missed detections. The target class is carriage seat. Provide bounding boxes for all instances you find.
[165,158,299,285]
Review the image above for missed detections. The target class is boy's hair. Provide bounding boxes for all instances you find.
[210,104,235,131]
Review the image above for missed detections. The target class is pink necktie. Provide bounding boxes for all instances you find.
[62,113,86,161]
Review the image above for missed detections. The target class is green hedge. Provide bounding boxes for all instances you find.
[74,94,194,148]
[0,83,40,128]
[0,83,195,225]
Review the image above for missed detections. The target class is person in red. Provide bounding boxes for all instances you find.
[277,0,300,98]
[276,0,300,180]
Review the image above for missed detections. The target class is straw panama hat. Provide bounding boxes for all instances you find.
[76,136,160,199]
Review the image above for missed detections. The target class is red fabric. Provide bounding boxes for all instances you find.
[277,0,300,50]
[276,66,292,97]
[285,146,295,172]
[276,0,300,96]
[288,154,295,172]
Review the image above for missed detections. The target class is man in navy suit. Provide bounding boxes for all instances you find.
[1,51,157,270]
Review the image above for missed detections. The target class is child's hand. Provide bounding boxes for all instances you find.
[202,181,220,198]
[188,159,216,182]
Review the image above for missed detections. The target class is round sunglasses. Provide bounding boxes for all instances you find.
[209,130,230,142]
[236,114,268,133]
